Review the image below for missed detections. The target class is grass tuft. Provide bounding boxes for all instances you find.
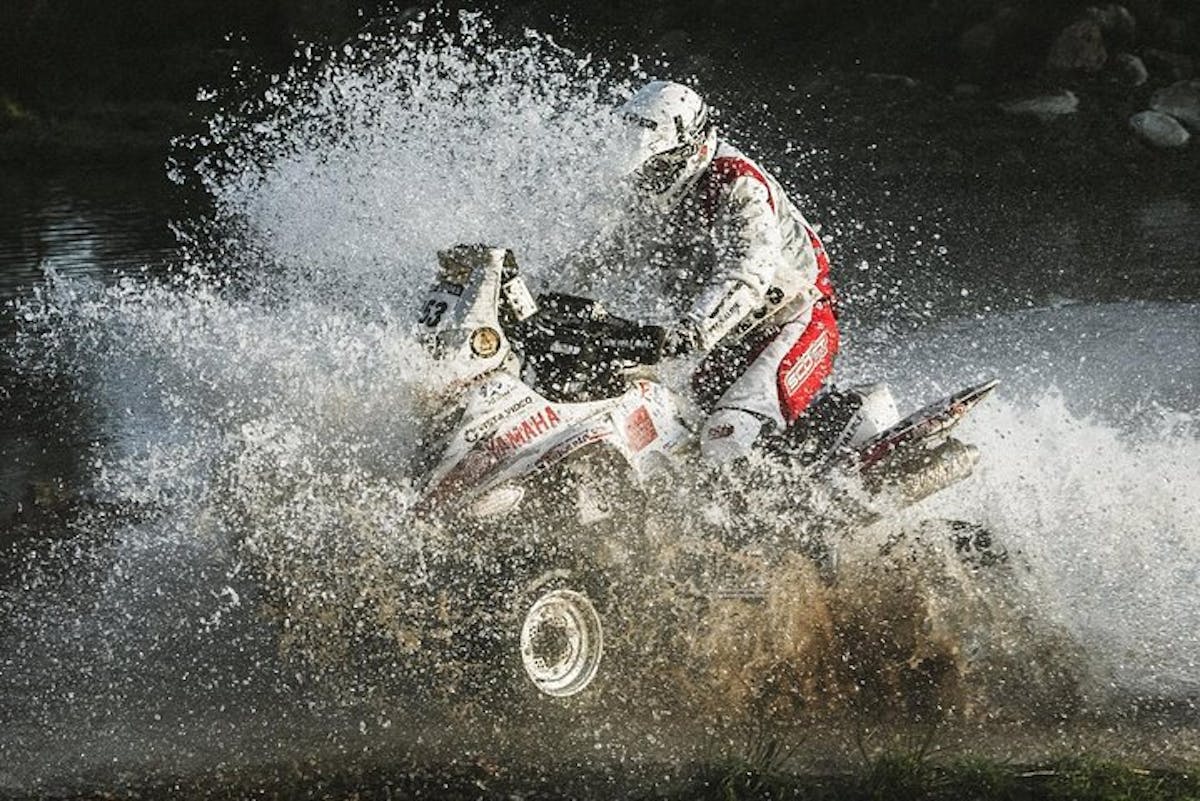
[662,748,1200,801]
[1040,756,1200,801]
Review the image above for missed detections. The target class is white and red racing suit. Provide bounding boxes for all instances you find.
[679,141,838,461]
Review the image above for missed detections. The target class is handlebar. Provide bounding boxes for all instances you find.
[511,292,666,402]
[518,292,666,368]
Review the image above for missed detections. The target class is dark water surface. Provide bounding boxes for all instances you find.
[1,161,1195,310]
[0,166,188,302]
[0,166,194,549]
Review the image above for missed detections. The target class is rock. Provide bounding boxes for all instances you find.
[1129,110,1191,147]
[865,73,919,88]
[1085,4,1137,45]
[1000,90,1080,120]
[1112,5,1138,42]
[1112,52,1149,86]
[1046,19,1108,73]
[1143,48,1194,80]
[1149,79,1200,130]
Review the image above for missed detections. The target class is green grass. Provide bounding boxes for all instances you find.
[668,744,1200,801]
[28,751,1200,800]
[1040,757,1200,801]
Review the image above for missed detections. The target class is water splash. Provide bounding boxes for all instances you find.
[4,10,1200,793]
[863,303,1200,700]
[176,10,637,310]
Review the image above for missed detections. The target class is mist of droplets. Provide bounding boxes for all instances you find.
[3,9,1199,794]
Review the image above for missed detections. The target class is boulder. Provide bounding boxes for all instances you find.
[1112,52,1149,86]
[1046,19,1108,73]
[1143,48,1194,80]
[1129,109,1190,147]
[1084,4,1137,46]
[1149,79,1200,130]
[1000,90,1079,120]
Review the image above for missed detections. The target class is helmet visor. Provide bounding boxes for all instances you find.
[632,143,695,196]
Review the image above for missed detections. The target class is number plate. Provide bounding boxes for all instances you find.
[416,281,467,358]
[418,282,463,330]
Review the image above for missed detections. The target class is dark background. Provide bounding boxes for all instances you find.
[2,0,1198,162]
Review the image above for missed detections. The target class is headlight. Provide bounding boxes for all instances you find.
[470,326,502,358]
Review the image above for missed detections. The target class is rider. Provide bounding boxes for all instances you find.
[616,80,840,463]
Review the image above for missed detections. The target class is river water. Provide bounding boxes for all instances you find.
[1,20,1198,799]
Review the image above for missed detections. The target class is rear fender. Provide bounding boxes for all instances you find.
[856,379,998,472]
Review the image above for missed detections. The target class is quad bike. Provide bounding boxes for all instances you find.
[409,245,998,699]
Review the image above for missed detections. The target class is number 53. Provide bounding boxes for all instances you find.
[419,299,448,327]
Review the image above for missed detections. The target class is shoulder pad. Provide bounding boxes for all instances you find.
[707,156,775,212]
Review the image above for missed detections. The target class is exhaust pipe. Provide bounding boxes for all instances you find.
[869,438,980,507]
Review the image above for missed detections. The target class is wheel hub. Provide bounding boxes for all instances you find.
[519,588,603,697]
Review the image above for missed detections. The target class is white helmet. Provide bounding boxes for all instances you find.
[619,80,717,209]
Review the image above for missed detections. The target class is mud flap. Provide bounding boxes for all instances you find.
[856,378,998,472]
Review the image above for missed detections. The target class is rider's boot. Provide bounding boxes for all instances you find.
[696,384,899,467]
[845,382,901,447]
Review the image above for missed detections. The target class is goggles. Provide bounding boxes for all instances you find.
[633,142,699,195]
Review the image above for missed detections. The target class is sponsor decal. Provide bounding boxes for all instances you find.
[708,299,742,330]
[783,331,830,394]
[486,405,563,457]
[434,281,465,297]
[463,395,535,442]
[536,428,609,471]
[479,380,514,400]
[624,112,658,130]
[625,406,659,452]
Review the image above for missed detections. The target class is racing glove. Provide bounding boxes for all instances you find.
[662,320,700,357]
